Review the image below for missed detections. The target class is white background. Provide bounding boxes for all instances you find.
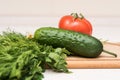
[0,0,120,17]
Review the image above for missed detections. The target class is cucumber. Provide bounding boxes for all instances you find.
[34,27,117,58]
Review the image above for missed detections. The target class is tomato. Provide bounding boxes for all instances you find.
[58,13,92,35]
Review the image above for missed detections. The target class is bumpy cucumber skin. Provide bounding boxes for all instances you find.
[34,27,103,58]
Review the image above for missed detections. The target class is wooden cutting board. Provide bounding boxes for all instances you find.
[66,42,120,69]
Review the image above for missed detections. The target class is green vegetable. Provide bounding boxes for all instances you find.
[34,27,117,58]
[0,31,70,80]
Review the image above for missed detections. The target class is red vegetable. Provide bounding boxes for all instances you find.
[58,13,92,35]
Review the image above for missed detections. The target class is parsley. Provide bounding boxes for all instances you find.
[0,31,70,80]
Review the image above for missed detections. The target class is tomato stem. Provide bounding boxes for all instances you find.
[79,13,84,19]
[103,50,117,57]
[71,13,79,19]
[71,13,85,19]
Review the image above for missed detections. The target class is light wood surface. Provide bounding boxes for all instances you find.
[66,42,120,68]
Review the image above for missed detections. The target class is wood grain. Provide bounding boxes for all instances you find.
[66,42,120,68]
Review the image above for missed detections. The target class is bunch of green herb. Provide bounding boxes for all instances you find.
[0,31,71,80]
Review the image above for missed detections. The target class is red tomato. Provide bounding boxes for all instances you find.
[58,13,92,35]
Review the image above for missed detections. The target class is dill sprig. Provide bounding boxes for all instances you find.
[0,31,70,80]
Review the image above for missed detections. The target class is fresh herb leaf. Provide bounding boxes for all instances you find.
[46,48,69,72]
[0,31,44,80]
[0,31,71,80]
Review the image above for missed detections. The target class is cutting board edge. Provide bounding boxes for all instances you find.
[67,60,120,69]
